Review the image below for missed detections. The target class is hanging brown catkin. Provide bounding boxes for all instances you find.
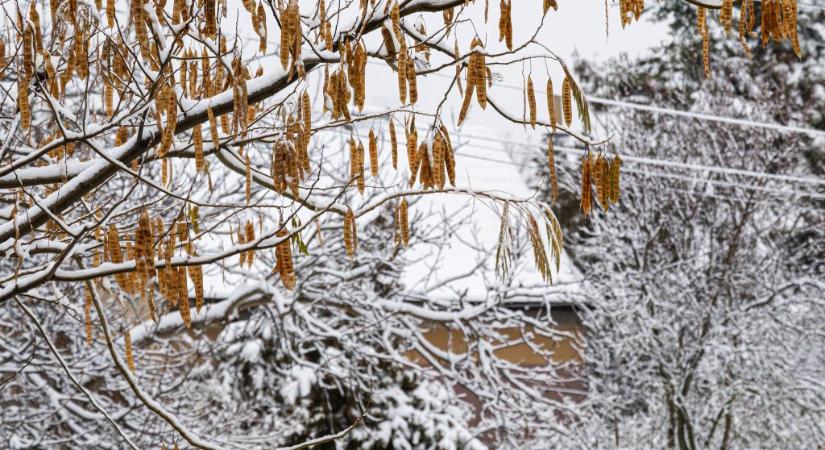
[406,126,417,173]
[207,107,220,151]
[609,155,621,204]
[398,199,409,247]
[406,57,417,104]
[301,91,311,135]
[356,140,365,194]
[562,75,573,126]
[343,208,356,258]
[245,220,255,268]
[527,75,536,128]
[581,155,592,217]
[473,39,487,109]
[548,138,558,202]
[369,129,379,177]
[193,124,204,172]
[124,330,135,372]
[546,78,556,132]
[275,228,296,290]
[84,285,93,345]
[389,119,398,169]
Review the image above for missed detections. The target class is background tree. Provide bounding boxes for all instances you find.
[522,2,825,448]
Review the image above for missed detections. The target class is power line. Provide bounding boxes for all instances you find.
[451,148,825,203]
[367,60,825,139]
[484,76,825,138]
[446,130,825,188]
[449,140,825,201]
[620,167,825,201]
[315,122,825,205]
[337,113,825,187]
[586,96,825,138]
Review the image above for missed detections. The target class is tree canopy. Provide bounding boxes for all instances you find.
[0,0,816,448]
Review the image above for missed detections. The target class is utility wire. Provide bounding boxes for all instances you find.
[367,60,825,139]
[446,130,825,188]
[336,111,825,187]
[449,149,825,205]
[328,119,825,195]
[448,140,825,201]
[320,123,825,206]
[586,96,825,138]
[450,149,825,208]
[480,76,825,138]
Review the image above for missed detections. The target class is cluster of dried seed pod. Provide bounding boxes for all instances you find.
[580,152,622,216]
[409,126,456,190]
[319,0,333,50]
[106,224,130,290]
[527,214,551,282]
[250,2,268,53]
[760,0,799,55]
[459,38,488,125]
[134,212,156,297]
[348,40,368,110]
[499,0,513,51]
[205,0,218,37]
[619,0,644,28]
[280,0,303,78]
[157,81,178,157]
[324,66,353,121]
[271,135,307,198]
[153,218,200,328]
[188,264,204,311]
[231,56,251,133]
[266,108,311,198]
[495,206,543,282]
[99,213,201,327]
